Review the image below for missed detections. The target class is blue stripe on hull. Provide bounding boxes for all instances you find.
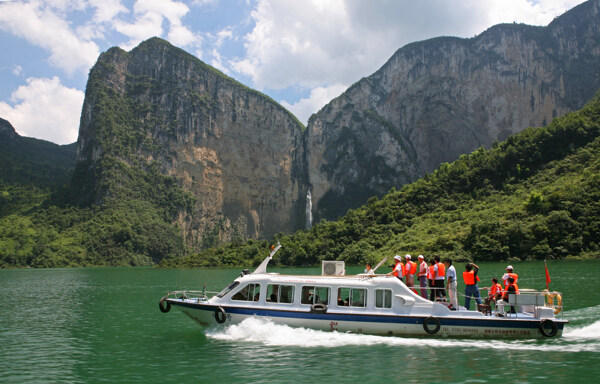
[169,301,566,331]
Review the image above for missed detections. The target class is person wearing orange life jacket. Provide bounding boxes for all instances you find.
[427,259,436,301]
[417,255,428,299]
[433,255,446,300]
[502,276,520,314]
[484,277,503,307]
[502,265,519,289]
[463,263,482,310]
[404,254,417,288]
[387,255,405,282]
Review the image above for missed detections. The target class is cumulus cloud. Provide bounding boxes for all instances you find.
[0,1,99,74]
[115,0,199,49]
[0,77,84,145]
[280,84,347,125]
[232,0,585,93]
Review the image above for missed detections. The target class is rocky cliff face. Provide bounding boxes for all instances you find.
[307,0,600,221]
[75,1,600,247]
[76,38,308,246]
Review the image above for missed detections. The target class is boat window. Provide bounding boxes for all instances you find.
[350,288,366,307]
[375,289,392,309]
[231,283,261,301]
[337,288,350,306]
[337,287,366,307]
[301,286,330,305]
[217,281,240,298]
[266,284,295,304]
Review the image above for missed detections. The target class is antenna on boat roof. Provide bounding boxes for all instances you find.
[372,256,388,272]
[252,242,282,275]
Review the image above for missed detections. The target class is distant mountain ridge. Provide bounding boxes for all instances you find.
[1,0,600,267]
[0,118,76,189]
[307,0,600,220]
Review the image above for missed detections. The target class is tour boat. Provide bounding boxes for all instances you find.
[159,245,567,338]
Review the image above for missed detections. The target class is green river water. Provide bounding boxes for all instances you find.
[1,260,599,383]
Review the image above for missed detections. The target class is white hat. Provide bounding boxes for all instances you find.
[405,254,411,259]
[418,255,424,259]
[394,255,402,261]
[506,265,513,270]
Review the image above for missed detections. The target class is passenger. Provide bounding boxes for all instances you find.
[404,255,416,288]
[444,259,458,310]
[428,259,436,301]
[502,265,519,289]
[502,276,520,314]
[387,255,405,282]
[484,278,503,307]
[433,256,446,300]
[417,255,428,299]
[463,263,482,310]
[364,263,375,275]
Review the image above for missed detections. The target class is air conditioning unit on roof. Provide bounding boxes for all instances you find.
[322,260,345,276]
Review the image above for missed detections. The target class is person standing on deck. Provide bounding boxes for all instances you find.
[502,265,519,289]
[417,255,428,299]
[433,256,446,300]
[428,259,436,301]
[405,254,416,288]
[387,255,405,282]
[463,263,482,310]
[444,259,458,310]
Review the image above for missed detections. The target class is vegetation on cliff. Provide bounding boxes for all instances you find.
[163,91,600,267]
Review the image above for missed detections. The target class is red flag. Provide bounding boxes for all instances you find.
[545,261,551,290]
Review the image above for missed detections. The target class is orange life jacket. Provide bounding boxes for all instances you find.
[435,262,446,278]
[504,273,519,288]
[490,283,503,296]
[392,261,404,278]
[503,282,520,299]
[463,271,474,285]
[406,261,417,276]
[427,265,435,280]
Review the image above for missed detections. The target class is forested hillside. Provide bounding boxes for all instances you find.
[164,91,600,268]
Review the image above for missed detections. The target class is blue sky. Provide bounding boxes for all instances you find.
[0,0,585,144]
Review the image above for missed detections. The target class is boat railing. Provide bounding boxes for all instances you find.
[165,290,219,303]
[494,289,564,318]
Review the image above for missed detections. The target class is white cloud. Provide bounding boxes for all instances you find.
[232,0,585,92]
[0,1,99,74]
[0,77,84,145]
[115,0,199,49]
[280,84,347,125]
[12,65,22,76]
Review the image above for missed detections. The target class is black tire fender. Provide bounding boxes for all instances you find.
[215,306,227,324]
[310,303,328,314]
[423,316,441,335]
[539,319,558,337]
[159,297,171,313]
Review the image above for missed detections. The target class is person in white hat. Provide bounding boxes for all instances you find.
[404,254,416,288]
[502,265,518,289]
[387,255,405,282]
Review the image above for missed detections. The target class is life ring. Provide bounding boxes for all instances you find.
[423,316,441,335]
[159,297,171,313]
[215,306,227,324]
[310,303,328,314]
[544,292,563,314]
[539,319,558,337]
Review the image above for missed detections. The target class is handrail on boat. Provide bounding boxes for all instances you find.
[164,290,219,303]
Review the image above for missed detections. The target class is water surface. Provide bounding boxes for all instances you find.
[1,261,599,383]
